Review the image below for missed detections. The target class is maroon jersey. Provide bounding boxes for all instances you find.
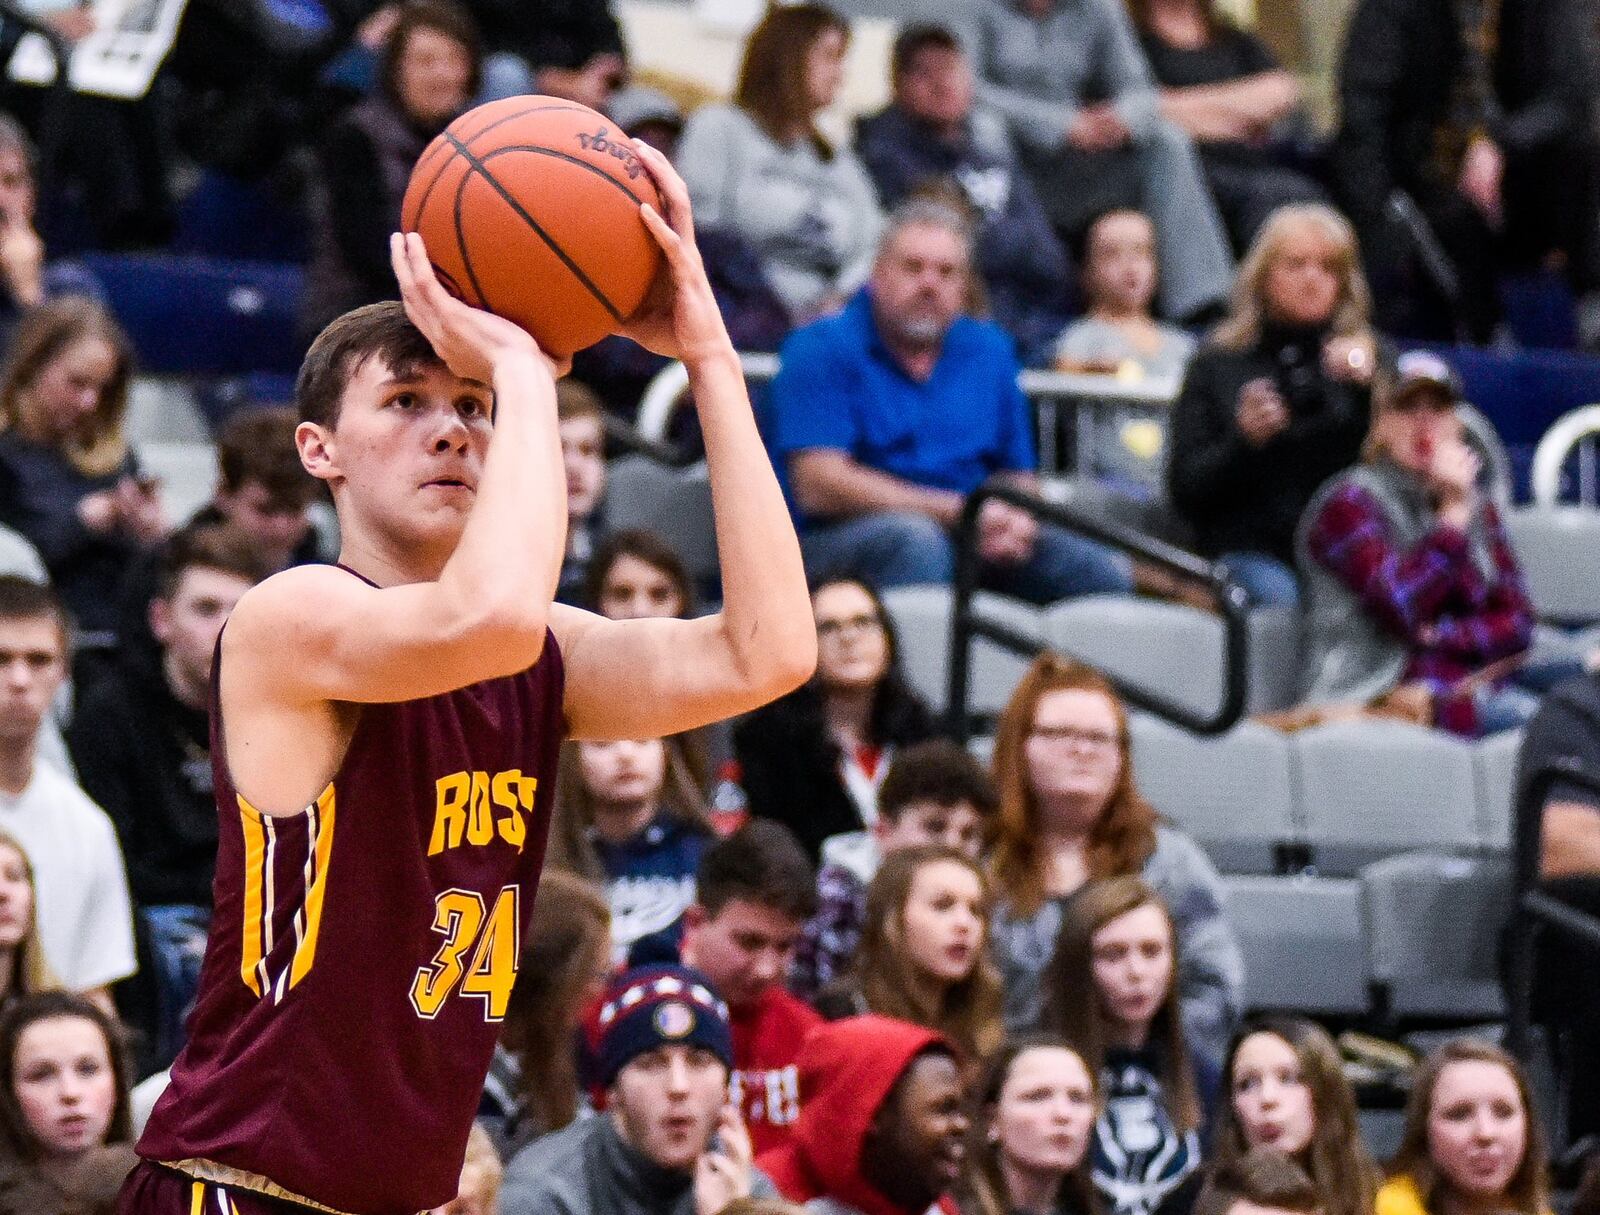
[138,616,565,1215]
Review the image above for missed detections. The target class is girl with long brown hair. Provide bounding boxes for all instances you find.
[1204,1016,1379,1215]
[816,844,1003,1063]
[0,296,160,647]
[0,831,57,1012]
[1042,878,1216,1215]
[674,2,882,324]
[1377,1039,1552,1215]
[546,737,713,960]
[988,653,1241,1063]
[486,871,612,1155]
[960,1036,1098,1215]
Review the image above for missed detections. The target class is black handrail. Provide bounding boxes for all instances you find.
[602,414,697,469]
[946,478,1251,738]
[1504,760,1600,1060]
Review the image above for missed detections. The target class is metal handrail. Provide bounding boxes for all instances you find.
[1504,760,1600,1060]
[945,477,1251,738]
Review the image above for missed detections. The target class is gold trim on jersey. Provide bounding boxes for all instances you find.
[236,784,337,1002]
[162,1158,406,1215]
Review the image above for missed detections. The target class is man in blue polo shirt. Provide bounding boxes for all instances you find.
[772,197,1131,599]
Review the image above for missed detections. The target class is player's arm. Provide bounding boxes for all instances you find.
[225,233,569,705]
[554,140,816,739]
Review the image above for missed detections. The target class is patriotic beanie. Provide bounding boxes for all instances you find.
[595,963,733,1087]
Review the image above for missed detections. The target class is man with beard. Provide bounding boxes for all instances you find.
[771,198,1131,600]
[756,1016,968,1215]
[500,963,778,1215]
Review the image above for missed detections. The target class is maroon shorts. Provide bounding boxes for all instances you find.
[117,1162,343,1215]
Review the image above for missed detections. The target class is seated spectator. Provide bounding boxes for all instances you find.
[548,738,714,959]
[0,991,137,1215]
[1168,203,1377,608]
[0,578,134,1004]
[679,821,819,1156]
[0,298,161,653]
[118,406,324,658]
[489,870,611,1155]
[1376,1039,1550,1215]
[959,1037,1097,1215]
[815,845,1003,1065]
[988,654,1242,1063]
[301,0,481,339]
[0,115,102,354]
[736,577,939,865]
[1204,1016,1379,1215]
[471,0,625,110]
[558,382,609,606]
[69,527,266,1068]
[773,200,1133,599]
[1333,0,1600,344]
[755,1015,968,1215]
[1299,351,1557,736]
[1516,669,1600,1145]
[1055,209,1196,492]
[793,738,995,996]
[855,25,1073,365]
[957,0,1233,322]
[676,4,883,326]
[0,829,56,1013]
[500,963,776,1215]
[1194,1149,1320,1215]
[432,1121,502,1215]
[586,530,694,622]
[1042,878,1216,1215]
[1129,0,1323,251]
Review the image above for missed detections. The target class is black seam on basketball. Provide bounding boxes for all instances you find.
[408,140,460,231]
[478,144,647,205]
[443,129,623,322]
[457,104,597,150]
[452,163,491,312]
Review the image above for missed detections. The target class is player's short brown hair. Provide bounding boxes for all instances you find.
[217,406,319,505]
[296,301,443,430]
[156,524,275,601]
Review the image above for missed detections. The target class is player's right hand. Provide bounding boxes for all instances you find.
[390,231,568,384]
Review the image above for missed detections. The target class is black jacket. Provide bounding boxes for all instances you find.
[1167,323,1371,563]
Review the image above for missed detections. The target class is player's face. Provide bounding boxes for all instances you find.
[150,565,254,702]
[686,898,803,1010]
[560,415,605,521]
[214,480,312,568]
[311,356,493,555]
[12,1015,117,1158]
[0,615,65,745]
[0,843,33,950]
[610,1044,728,1171]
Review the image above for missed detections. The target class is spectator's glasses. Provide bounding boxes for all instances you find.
[1028,724,1120,749]
[816,613,883,640]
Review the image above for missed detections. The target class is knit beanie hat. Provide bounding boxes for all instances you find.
[595,964,733,1088]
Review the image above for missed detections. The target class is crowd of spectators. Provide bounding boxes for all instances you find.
[0,0,1591,1211]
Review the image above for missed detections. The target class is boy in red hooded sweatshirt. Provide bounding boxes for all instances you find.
[756,1015,968,1215]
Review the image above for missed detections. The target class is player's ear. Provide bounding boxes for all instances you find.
[296,421,340,483]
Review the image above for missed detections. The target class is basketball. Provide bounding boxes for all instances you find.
[402,96,664,358]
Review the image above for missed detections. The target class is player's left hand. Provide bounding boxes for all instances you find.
[693,1102,754,1215]
[618,138,732,364]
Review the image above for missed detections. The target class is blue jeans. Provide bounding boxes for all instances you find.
[1474,656,1586,734]
[1217,551,1301,609]
[142,905,211,1066]
[801,511,1134,603]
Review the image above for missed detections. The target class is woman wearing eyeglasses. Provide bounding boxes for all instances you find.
[987,654,1243,1068]
[1297,350,1561,737]
[734,576,940,864]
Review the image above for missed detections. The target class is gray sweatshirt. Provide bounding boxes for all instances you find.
[675,103,883,323]
[957,0,1163,157]
[990,825,1245,1066]
[501,1113,778,1215]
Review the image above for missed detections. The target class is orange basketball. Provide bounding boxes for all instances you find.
[402,96,664,358]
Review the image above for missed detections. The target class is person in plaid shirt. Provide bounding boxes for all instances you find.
[1298,350,1573,735]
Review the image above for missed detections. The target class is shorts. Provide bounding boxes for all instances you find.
[117,1163,341,1215]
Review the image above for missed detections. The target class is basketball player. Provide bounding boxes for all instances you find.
[116,140,816,1215]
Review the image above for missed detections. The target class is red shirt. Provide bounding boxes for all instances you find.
[729,985,823,1156]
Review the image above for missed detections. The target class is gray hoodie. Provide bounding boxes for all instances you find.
[501,1113,777,1215]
